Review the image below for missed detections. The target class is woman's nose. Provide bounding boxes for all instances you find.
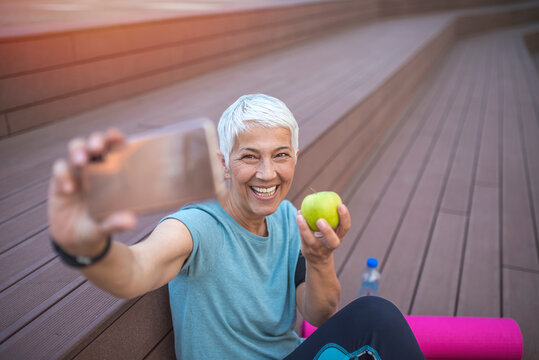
[257,158,276,180]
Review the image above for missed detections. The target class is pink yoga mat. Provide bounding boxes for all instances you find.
[404,315,522,360]
[302,316,522,360]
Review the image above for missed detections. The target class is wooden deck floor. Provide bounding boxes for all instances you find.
[0,10,460,358]
[335,27,539,359]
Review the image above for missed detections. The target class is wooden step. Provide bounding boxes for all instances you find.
[0,0,531,137]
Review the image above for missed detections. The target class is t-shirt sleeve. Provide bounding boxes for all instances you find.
[295,251,306,287]
[280,200,304,287]
[161,206,222,275]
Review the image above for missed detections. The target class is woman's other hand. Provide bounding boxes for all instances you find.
[296,204,351,265]
[47,128,137,258]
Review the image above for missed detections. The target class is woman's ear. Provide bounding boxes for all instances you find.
[217,151,230,178]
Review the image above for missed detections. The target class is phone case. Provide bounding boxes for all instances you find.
[80,118,225,219]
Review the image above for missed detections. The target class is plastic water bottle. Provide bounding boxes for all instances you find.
[358,258,381,297]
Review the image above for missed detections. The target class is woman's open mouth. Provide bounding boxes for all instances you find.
[250,185,279,200]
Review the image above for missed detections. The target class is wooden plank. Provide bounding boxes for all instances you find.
[290,16,454,202]
[522,25,539,52]
[338,130,435,307]
[456,185,501,317]
[0,282,134,359]
[0,2,365,113]
[411,211,466,315]
[0,204,47,253]
[474,47,501,188]
[335,41,462,271]
[338,41,473,308]
[499,33,539,271]
[0,213,160,343]
[297,16,452,149]
[412,33,493,316]
[0,179,48,225]
[511,34,539,264]
[298,20,455,204]
[0,231,52,292]
[516,26,539,103]
[439,35,490,214]
[0,33,242,111]
[0,113,7,137]
[379,38,480,313]
[143,331,175,360]
[0,259,83,343]
[456,2,539,37]
[502,268,539,360]
[456,35,501,316]
[0,35,74,77]
[73,287,171,360]
[10,2,345,61]
[0,162,52,200]
[69,9,285,61]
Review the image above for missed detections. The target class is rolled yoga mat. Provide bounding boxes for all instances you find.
[302,315,523,360]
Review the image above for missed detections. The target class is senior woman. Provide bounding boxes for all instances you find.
[48,94,425,359]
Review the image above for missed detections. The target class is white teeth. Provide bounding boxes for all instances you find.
[251,186,277,197]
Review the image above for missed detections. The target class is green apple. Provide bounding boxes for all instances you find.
[301,191,343,231]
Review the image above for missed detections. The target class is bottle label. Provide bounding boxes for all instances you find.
[359,281,379,297]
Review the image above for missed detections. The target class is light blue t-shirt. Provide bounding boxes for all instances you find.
[163,199,302,359]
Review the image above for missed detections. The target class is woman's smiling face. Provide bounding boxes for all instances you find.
[224,124,297,223]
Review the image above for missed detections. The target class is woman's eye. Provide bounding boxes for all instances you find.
[275,153,290,158]
[242,154,256,160]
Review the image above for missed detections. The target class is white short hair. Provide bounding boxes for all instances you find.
[218,94,299,168]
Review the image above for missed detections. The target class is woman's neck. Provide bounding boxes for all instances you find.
[219,196,268,237]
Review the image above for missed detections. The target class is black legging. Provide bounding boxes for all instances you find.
[284,296,426,360]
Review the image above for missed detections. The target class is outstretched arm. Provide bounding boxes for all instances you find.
[48,129,192,299]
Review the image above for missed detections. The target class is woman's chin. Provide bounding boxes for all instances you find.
[248,191,282,215]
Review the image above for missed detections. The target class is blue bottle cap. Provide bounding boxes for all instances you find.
[367,258,378,268]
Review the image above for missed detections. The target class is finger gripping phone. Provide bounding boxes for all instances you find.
[80,118,225,219]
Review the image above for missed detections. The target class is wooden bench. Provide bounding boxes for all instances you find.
[1,1,538,358]
[522,23,539,71]
[0,0,528,137]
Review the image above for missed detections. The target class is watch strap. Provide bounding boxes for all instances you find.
[51,236,111,268]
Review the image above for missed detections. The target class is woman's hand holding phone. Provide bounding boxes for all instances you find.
[47,128,137,258]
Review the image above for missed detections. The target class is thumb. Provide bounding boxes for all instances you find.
[100,211,137,234]
[316,219,341,250]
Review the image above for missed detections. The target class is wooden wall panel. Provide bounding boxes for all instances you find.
[0,114,7,136]
[0,1,372,136]
[0,35,74,77]
[523,28,539,52]
[2,0,537,137]
[72,287,171,360]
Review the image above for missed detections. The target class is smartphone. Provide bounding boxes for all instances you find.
[80,118,225,219]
